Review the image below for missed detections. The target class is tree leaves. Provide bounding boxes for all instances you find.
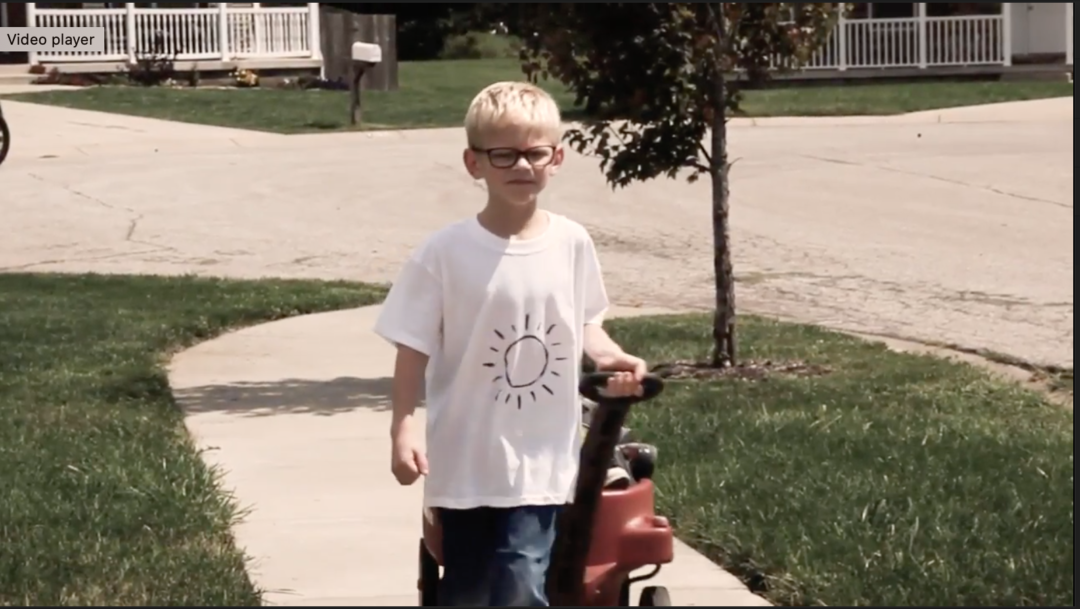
[518,2,846,189]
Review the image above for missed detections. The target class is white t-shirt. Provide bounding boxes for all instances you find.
[373,211,609,510]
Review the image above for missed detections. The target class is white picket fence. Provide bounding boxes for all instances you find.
[27,5,1065,71]
[778,14,1008,71]
[30,4,319,63]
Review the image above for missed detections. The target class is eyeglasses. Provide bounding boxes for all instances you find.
[470,145,557,169]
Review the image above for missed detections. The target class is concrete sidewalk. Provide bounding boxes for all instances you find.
[168,304,770,607]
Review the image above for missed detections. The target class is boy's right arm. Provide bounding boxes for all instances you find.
[390,344,428,435]
[389,344,429,485]
[372,255,443,486]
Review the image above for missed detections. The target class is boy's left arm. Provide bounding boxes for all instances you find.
[584,324,646,377]
[580,231,648,395]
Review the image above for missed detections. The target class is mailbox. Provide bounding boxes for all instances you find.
[351,41,382,65]
[349,41,383,126]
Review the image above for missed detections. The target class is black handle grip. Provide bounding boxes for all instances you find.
[579,372,664,404]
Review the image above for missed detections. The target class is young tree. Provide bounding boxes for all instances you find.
[518,3,845,368]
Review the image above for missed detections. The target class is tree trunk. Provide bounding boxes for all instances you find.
[709,16,737,368]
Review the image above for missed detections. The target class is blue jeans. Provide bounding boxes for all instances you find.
[438,505,562,607]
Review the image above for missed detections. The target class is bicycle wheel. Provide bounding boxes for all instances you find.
[0,115,10,167]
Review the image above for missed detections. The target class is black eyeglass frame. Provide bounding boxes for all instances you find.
[468,145,559,169]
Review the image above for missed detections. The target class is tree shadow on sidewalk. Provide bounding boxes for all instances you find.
[173,376,420,417]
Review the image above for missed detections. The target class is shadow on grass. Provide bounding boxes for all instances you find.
[174,375,411,417]
[303,119,346,131]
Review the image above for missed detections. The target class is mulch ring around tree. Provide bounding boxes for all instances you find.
[651,359,832,381]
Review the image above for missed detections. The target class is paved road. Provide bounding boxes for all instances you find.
[1,97,1073,366]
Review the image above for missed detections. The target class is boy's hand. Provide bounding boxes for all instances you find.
[593,352,649,398]
[390,417,428,486]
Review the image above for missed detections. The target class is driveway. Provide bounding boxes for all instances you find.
[0,97,1073,366]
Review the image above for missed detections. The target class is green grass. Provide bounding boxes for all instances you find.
[2,59,566,134]
[737,80,1074,117]
[605,314,1073,607]
[0,273,386,605]
[1048,368,1073,395]
[439,31,523,60]
[2,58,1071,133]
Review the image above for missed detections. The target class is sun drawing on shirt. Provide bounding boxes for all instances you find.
[483,313,569,409]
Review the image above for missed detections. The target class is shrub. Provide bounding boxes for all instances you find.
[124,32,179,87]
[440,31,522,60]
[275,75,349,91]
[31,68,127,87]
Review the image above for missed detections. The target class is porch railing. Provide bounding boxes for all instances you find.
[228,7,312,59]
[26,6,1028,70]
[34,8,127,61]
[775,14,1007,71]
[31,4,318,63]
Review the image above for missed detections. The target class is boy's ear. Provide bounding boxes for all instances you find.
[549,145,566,172]
[462,148,483,179]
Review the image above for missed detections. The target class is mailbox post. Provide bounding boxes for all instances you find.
[350,41,383,126]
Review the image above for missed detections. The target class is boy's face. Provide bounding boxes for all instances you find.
[463,126,564,206]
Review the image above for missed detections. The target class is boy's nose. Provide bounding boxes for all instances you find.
[512,153,535,169]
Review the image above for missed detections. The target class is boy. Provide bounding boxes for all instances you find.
[373,81,648,607]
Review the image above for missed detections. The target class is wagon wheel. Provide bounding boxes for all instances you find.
[0,112,10,167]
[418,538,440,606]
[639,585,672,606]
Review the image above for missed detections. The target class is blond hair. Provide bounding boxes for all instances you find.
[464,81,562,147]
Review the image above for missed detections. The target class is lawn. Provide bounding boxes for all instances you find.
[0,273,386,605]
[607,314,1073,607]
[0,273,1071,606]
[2,58,1072,133]
[1049,368,1073,395]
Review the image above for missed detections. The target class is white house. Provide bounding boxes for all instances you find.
[0,2,323,73]
[0,2,1073,75]
[788,2,1073,74]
